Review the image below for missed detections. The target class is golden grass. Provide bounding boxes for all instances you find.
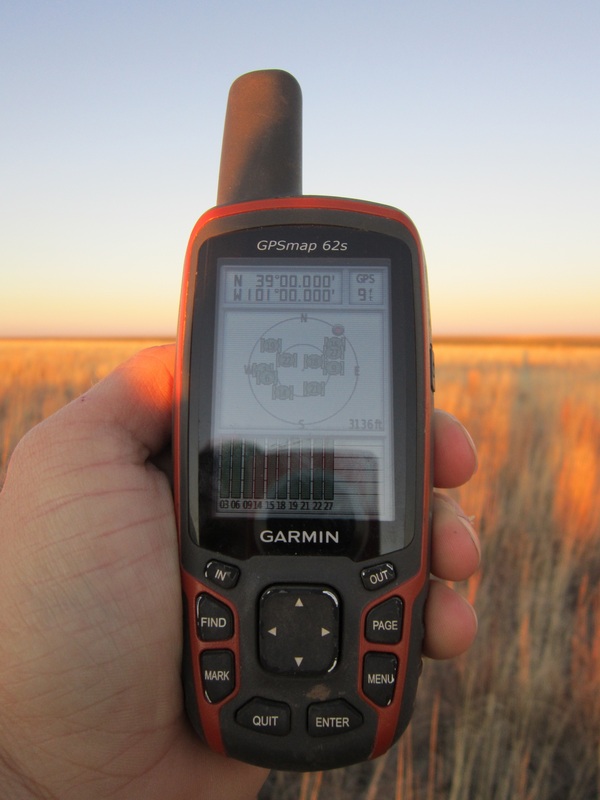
[265,339,600,799]
[1,338,599,799]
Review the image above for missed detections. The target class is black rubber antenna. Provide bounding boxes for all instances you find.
[217,70,302,205]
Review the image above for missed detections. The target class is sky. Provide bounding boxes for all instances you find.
[1,0,599,338]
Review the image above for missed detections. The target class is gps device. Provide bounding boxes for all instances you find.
[174,70,434,772]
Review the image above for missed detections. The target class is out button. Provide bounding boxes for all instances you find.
[360,562,396,591]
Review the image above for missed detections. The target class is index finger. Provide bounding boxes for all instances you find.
[53,344,176,463]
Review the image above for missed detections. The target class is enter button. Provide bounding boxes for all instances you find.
[308,700,363,737]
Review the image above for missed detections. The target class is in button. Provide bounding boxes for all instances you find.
[205,559,240,589]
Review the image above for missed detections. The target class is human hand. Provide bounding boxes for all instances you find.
[0,345,479,799]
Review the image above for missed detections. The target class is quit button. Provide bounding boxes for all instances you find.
[236,698,291,736]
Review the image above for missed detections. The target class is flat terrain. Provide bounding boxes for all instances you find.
[1,338,599,799]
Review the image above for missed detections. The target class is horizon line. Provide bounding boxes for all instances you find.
[2,334,600,347]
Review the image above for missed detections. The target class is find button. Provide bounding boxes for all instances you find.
[196,594,234,641]
[236,698,291,736]
[360,562,396,591]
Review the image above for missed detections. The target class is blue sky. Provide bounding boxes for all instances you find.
[1,0,599,336]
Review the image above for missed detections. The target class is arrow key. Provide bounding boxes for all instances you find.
[258,585,340,675]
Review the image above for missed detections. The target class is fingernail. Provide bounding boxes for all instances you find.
[457,511,482,564]
[462,428,479,474]
[463,594,479,635]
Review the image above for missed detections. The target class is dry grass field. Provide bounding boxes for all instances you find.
[1,337,599,799]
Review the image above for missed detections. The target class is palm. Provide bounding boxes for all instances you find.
[0,352,266,799]
[46,457,184,791]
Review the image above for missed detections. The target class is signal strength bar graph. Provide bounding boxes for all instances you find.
[218,438,335,502]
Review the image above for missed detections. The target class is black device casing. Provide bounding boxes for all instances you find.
[174,196,434,771]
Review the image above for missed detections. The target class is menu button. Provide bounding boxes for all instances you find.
[363,652,398,707]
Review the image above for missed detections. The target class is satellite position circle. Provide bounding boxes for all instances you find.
[246,316,359,425]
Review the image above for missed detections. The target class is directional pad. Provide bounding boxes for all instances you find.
[259,585,340,675]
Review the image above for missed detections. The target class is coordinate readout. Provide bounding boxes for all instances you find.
[222,266,385,305]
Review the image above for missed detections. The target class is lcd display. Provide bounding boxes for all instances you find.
[211,259,394,521]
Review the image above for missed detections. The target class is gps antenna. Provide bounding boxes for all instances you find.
[217,69,302,205]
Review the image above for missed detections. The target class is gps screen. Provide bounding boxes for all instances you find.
[211,259,394,521]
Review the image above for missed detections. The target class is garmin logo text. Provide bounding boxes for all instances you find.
[260,529,340,545]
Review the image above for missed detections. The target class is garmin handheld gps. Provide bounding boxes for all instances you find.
[174,70,434,771]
